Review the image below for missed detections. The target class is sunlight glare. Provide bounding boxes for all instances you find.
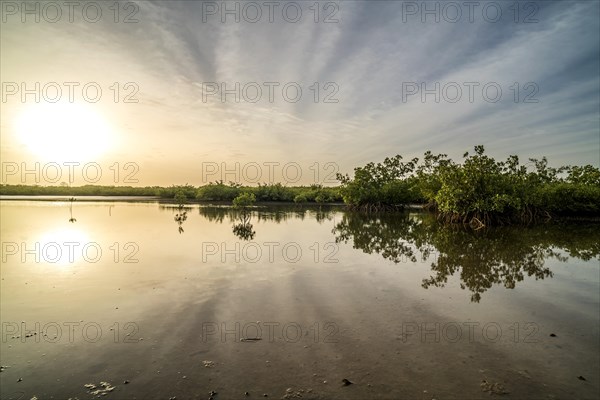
[15,102,114,162]
[35,227,91,267]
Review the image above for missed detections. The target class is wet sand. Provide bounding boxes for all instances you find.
[2,267,598,399]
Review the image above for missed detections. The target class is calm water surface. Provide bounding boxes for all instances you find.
[1,200,598,399]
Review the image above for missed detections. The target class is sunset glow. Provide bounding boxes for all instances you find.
[14,102,114,162]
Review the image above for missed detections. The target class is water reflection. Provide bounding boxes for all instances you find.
[232,221,255,240]
[174,208,188,234]
[68,197,76,223]
[333,212,600,302]
[1,200,598,400]
[159,204,191,233]
[197,205,339,224]
[313,208,336,224]
[197,206,248,226]
[36,227,89,266]
[196,206,338,241]
[154,204,599,301]
[232,206,256,240]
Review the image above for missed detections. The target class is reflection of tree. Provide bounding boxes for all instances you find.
[68,197,77,223]
[232,221,256,240]
[421,226,558,302]
[160,204,191,233]
[174,191,189,234]
[333,212,599,302]
[254,210,294,224]
[333,212,437,263]
[311,207,336,224]
[197,205,340,225]
[174,207,188,234]
[198,206,232,223]
[195,205,340,240]
[232,194,256,241]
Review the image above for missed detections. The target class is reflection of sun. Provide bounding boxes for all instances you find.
[36,227,91,266]
[15,102,114,162]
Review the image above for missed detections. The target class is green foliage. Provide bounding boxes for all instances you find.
[431,147,599,224]
[254,183,294,202]
[336,155,420,210]
[1,182,341,204]
[159,184,197,199]
[0,184,162,196]
[195,182,341,204]
[565,165,600,186]
[293,193,309,203]
[412,151,451,206]
[232,192,256,208]
[433,145,514,221]
[3,147,597,223]
[174,190,187,207]
[338,145,600,224]
[292,184,341,203]
[196,181,242,201]
[537,183,600,215]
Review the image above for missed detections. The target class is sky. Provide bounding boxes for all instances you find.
[1,0,599,186]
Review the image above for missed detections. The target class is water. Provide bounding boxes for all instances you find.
[1,199,598,399]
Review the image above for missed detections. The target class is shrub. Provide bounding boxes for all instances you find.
[233,192,256,208]
[196,181,241,201]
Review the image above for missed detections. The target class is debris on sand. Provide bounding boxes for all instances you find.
[282,388,305,399]
[550,333,557,337]
[85,381,115,396]
[207,390,218,399]
[0,365,10,372]
[342,378,354,386]
[480,380,509,395]
[516,370,531,380]
[578,376,586,381]
[241,337,262,342]
[203,360,215,368]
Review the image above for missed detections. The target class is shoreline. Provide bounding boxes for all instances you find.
[2,197,599,222]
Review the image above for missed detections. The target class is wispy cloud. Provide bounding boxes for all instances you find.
[1,0,598,185]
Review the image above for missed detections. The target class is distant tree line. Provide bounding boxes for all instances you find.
[3,145,599,225]
[0,182,343,204]
[194,182,342,203]
[0,184,161,196]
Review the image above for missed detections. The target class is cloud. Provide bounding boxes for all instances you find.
[1,0,598,185]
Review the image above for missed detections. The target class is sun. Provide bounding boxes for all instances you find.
[15,102,114,162]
